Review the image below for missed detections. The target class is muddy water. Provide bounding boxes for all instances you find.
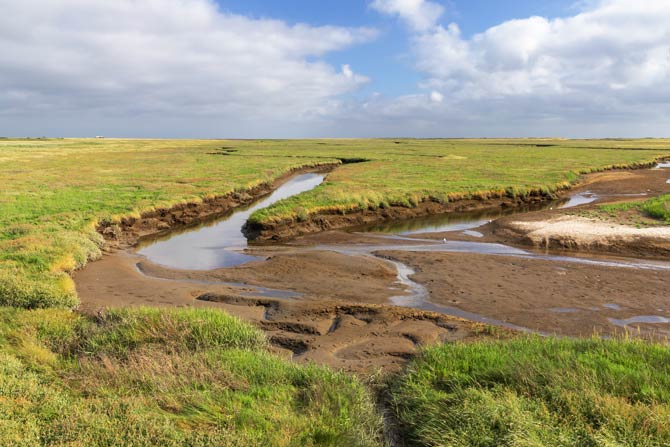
[136,173,325,270]
[355,201,565,235]
[134,163,670,332]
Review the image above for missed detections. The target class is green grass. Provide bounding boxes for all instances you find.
[0,306,383,446]
[597,194,670,224]
[2,138,670,308]
[389,337,670,447]
[3,307,670,446]
[640,195,670,221]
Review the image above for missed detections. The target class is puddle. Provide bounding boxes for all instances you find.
[550,307,580,314]
[134,263,301,299]
[136,173,325,270]
[602,303,622,311]
[559,191,598,208]
[654,161,670,169]
[462,230,484,238]
[609,316,670,327]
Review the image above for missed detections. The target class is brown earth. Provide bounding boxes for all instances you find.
[76,165,670,374]
[75,249,488,374]
[377,250,670,339]
[488,168,670,257]
[97,163,338,249]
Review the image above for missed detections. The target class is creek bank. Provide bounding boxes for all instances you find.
[96,163,338,249]
[245,164,665,242]
[245,193,561,242]
[488,167,670,258]
[491,214,670,258]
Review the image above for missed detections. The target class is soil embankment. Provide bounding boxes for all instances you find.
[246,164,664,242]
[97,163,338,249]
[246,194,559,241]
[490,168,670,257]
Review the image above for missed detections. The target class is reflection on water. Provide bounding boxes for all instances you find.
[355,201,564,235]
[385,258,537,333]
[355,188,607,236]
[609,315,670,327]
[559,191,598,208]
[136,173,325,270]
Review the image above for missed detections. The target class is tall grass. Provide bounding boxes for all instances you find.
[389,336,670,447]
[0,306,383,446]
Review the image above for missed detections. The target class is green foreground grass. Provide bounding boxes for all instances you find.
[0,307,382,447]
[3,306,670,447]
[390,337,670,447]
[2,138,670,309]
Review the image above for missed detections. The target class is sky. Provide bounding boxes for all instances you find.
[1,0,669,138]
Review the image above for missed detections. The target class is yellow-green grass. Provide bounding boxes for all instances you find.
[2,138,670,308]
[0,139,338,308]
[389,336,670,447]
[0,306,383,447]
[248,139,670,224]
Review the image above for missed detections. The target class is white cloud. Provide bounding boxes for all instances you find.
[370,0,444,31]
[363,0,670,137]
[429,91,444,103]
[0,0,375,136]
[415,0,670,106]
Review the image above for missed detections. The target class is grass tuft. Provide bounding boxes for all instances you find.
[389,336,670,447]
[0,306,383,446]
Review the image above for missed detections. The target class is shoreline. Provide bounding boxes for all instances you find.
[96,162,339,249]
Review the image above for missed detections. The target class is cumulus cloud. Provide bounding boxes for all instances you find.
[415,1,670,102]
[342,64,354,79]
[429,91,444,103]
[372,0,670,137]
[370,0,444,31]
[0,0,375,136]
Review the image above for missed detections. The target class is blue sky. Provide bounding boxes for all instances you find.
[216,0,575,97]
[1,0,669,138]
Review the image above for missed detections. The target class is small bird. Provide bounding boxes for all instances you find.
[442,238,447,244]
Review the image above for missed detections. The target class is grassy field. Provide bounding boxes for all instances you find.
[389,337,670,447]
[3,138,670,445]
[2,138,670,308]
[0,306,383,446]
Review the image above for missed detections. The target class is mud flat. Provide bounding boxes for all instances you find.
[76,165,670,373]
[75,250,488,373]
[377,250,670,339]
[490,168,670,257]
